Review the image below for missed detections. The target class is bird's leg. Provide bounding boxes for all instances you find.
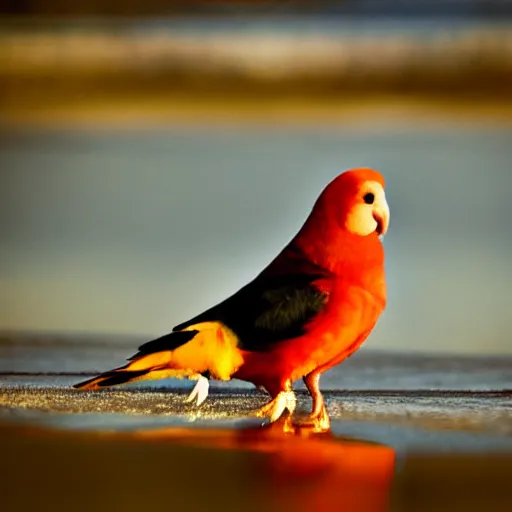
[184,374,209,406]
[253,380,296,424]
[304,372,325,417]
[296,372,330,432]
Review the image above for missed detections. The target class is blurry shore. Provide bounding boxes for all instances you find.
[2,16,512,126]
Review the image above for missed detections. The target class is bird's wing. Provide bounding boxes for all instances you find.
[173,268,330,352]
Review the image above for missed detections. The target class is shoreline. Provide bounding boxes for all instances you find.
[4,96,512,129]
[2,386,511,439]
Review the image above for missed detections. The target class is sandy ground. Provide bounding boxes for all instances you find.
[1,386,511,440]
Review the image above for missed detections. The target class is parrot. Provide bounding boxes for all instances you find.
[74,168,389,431]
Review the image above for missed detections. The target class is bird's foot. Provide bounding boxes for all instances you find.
[294,404,331,433]
[184,375,209,406]
[254,391,296,423]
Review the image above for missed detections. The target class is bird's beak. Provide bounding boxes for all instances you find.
[373,200,390,237]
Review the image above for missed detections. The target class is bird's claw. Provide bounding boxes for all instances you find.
[184,375,209,406]
[254,391,296,423]
[294,404,331,433]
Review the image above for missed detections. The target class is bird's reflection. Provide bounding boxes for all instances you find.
[134,417,396,512]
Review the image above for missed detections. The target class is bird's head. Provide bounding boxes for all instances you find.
[285,168,389,276]
[314,168,390,239]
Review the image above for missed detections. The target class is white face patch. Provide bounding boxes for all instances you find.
[345,181,390,237]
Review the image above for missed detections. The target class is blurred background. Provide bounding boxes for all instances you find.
[1,0,511,356]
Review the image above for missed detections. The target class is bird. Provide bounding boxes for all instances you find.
[74,168,389,431]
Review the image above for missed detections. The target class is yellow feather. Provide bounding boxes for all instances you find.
[176,322,244,380]
[124,368,197,383]
[74,322,244,391]
[126,351,172,371]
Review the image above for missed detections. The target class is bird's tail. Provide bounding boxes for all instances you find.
[73,322,243,390]
[73,330,200,390]
[72,366,198,390]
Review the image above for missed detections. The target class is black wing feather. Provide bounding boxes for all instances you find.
[173,271,329,352]
[129,330,199,360]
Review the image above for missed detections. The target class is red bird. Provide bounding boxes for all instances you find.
[75,168,389,431]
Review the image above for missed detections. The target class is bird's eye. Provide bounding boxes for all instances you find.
[363,192,375,204]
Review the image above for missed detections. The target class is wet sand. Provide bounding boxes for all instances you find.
[1,416,511,512]
[0,420,394,512]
